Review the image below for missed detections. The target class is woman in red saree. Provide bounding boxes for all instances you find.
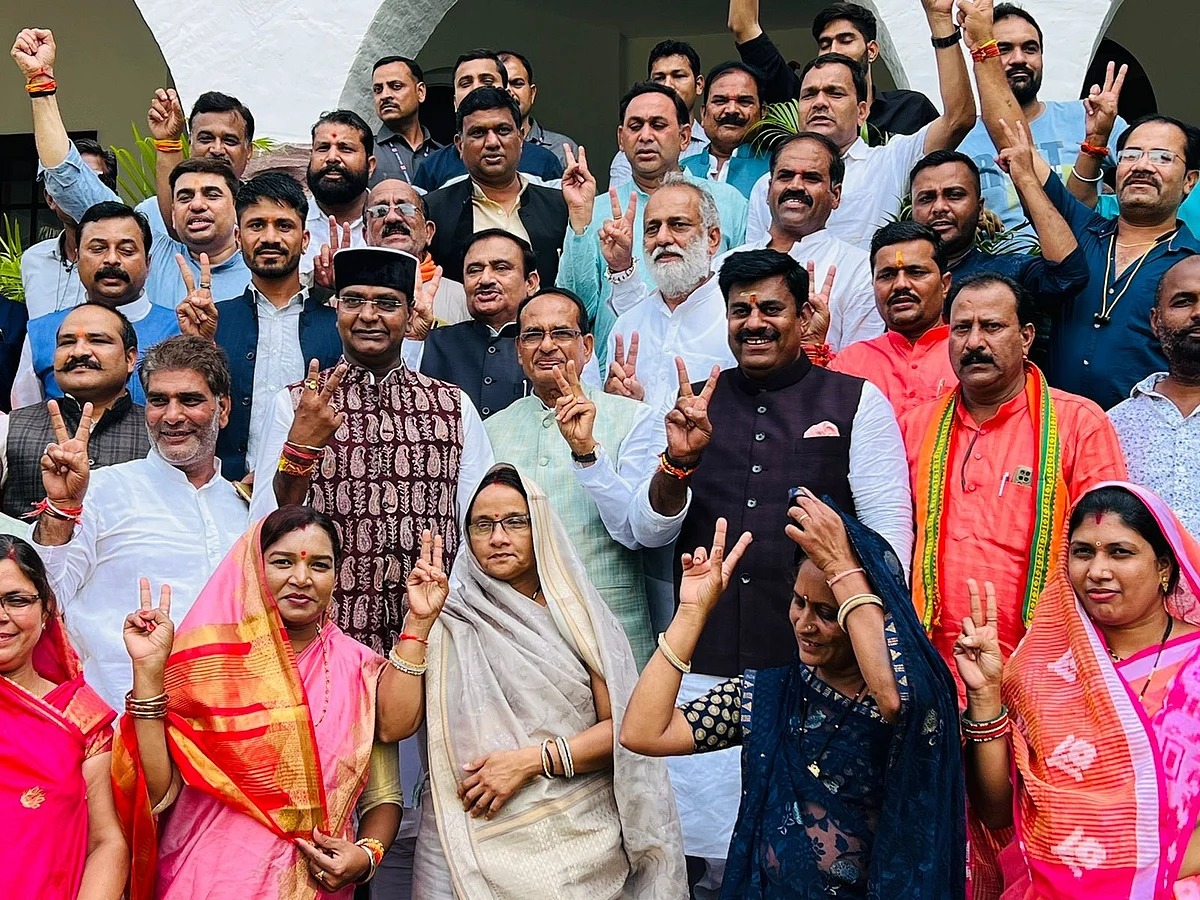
[113,506,417,899]
[0,534,127,900]
[956,483,1200,900]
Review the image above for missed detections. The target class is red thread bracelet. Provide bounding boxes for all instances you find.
[399,632,429,646]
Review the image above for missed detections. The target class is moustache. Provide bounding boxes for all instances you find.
[959,348,995,367]
[382,220,412,237]
[887,290,921,306]
[651,244,684,261]
[716,113,749,127]
[94,265,130,283]
[779,190,814,207]
[317,163,351,180]
[62,356,102,372]
[1006,65,1034,80]
[736,328,781,344]
[255,243,287,256]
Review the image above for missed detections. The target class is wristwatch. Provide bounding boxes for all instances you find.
[931,27,962,49]
[571,445,599,464]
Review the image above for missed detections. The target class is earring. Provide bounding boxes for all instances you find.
[1161,571,1172,594]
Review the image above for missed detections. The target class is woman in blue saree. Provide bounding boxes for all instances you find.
[621,491,965,899]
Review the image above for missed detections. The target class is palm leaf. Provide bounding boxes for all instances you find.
[0,215,26,303]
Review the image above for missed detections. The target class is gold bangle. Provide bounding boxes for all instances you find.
[388,646,427,676]
[835,593,884,631]
[657,632,692,674]
[125,690,169,719]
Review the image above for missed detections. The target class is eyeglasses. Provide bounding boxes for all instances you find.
[338,296,408,314]
[467,515,532,537]
[0,593,41,612]
[517,328,583,347]
[1117,148,1180,166]
[364,201,419,220]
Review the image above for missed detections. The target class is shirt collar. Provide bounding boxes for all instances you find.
[307,199,364,230]
[145,447,225,489]
[729,354,813,394]
[471,176,529,202]
[887,323,950,351]
[376,122,433,150]
[1131,371,1171,398]
[656,273,721,315]
[251,283,308,309]
[111,292,152,322]
[843,137,870,161]
[527,119,548,145]
[338,356,406,386]
[955,375,1030,430]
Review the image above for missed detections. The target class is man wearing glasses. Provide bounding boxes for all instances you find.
[250,245,494,655]
[484,286,673,667]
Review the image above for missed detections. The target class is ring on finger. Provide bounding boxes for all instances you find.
[198,282,211,290]
[798,513,812,525]
[304,379,320,391]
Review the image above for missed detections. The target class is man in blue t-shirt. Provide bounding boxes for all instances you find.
[954,3,1127,233]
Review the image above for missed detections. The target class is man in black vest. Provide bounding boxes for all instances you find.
[423,86,568,285]
[212,173,340,481]
[628,248,913,890]
[2,302,148,517]
[410,229,535,418]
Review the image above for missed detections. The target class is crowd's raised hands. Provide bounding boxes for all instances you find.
[664,359,720,465]
[604,331,644,400]
[176,252,218,341]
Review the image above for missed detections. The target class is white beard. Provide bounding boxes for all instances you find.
[645,240,711,300]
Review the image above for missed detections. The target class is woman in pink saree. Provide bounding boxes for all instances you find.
[956,483,1200,899]
[0,534,127,900]
[113,506,409,900]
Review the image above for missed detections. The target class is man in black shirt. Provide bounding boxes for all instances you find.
[728,0,938,146]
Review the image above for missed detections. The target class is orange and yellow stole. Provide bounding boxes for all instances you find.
[911,364,1067,635]
[112,525,327,900]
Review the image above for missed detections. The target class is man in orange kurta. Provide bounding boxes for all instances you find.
[831,222,957,416]
[900,272,1126,704]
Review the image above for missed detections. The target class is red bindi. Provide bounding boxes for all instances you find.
[300,550,307,559]
[330,132,337,140]
[1094,513,1104,525]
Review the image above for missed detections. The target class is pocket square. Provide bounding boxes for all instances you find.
[803,421,841,438]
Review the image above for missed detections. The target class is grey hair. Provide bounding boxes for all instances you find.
[139,334,232,397]
[658,171,721,235]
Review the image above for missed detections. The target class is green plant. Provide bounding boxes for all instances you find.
[0,215,25,303]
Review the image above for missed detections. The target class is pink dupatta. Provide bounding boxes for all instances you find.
[1001,482,1200,900]
[0,614,115,900]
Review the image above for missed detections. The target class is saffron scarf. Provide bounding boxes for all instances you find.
[0,614,114,900]
[1002,482,1200,900]
[113,523,381,900]
[912,363,1067,634]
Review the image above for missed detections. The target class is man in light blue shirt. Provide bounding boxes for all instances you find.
[608,40,710,190]
[559,82,747,360]
[20,31,251,309]
[955,3,1126,233]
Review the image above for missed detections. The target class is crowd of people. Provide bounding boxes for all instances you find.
[2,0,1199,897]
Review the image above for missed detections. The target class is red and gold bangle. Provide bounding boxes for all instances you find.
[804,343,835,367]
[398,631,429,646]
[354,837,385,883]
[1079,142,1109,160]
[26,79,57,97]
[961,705,1011,743]
[282,441,322,462]
[23,497,83,523]
[658,452,698,480]
[153,138,184,153]
[970,40,1001,62]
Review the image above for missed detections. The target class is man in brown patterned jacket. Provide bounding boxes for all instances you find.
[249,247,494,655]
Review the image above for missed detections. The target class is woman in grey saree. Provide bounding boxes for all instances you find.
[411,464,686,899]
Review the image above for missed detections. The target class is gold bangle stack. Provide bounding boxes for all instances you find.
[835,593,884,631]
[388,645,427,676]
[657,632,692,674]
[125,690,169,719]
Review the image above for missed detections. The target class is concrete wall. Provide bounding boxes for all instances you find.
[0,3,171,147]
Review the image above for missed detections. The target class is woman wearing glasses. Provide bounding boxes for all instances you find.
[395,463,686,899]
[0,535,128,900]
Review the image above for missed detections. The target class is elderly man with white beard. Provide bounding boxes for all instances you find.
[603,173,738,415]
[27,335,249,708]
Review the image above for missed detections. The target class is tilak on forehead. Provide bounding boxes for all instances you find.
[896,250,905,268]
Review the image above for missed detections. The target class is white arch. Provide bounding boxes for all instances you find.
[133,0,454,142]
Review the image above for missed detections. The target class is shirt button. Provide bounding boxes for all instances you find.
[755,432,765,441]
[539,457,549,466]
[740,574,751,584]
[483,376,493,385]
[542,418,552,428]
[747,498,757,508]
[751,464,762,473]
[246,352,255,360]
[87,458,95,466]
[1083,360,1090,366]
[482,407,491,415]
[488,346,497,354]
[911,364,918,370]
[757,406,767,414]
[242,397,251,406]
[968,484,976,492]
[974,453,981,460]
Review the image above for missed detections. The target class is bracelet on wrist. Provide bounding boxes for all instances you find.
[26,80,57,97]
[804,343,835,367]
[388,645,427,676]
[961,704,1011,743]
[153,138,184,153]
[1079,142,1109,160]
[658,451,699,480]
[826,567,865,588]
[835,593,884,631]
[571,444,599,464]
[125,690,170,719]
[930,27,962,49]
[657,632,692,674]
[23,497,84,523]
[604,261,637,284]
[1070,169,1104,184]
[354,837,385,883]
[970,39,1001,62]
[398,631,429,646]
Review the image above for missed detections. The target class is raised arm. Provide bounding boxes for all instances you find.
[271,360,346,508]
[1066,62,1127,208]
[954,579,1014,829]
[647,360,719,517]
[11,29,69,167]
[147,88,187,242]
[998,119,1079,263]
[920,0,978,153]
[122,579,180,809]
[727,0,763,44]
[620,518,753,756]
[375,530,447,742]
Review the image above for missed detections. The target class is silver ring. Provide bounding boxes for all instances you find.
[197,282,211,290]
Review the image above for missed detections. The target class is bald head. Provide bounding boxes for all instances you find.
[1152,255,1200,380]
[364,178,434,257]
